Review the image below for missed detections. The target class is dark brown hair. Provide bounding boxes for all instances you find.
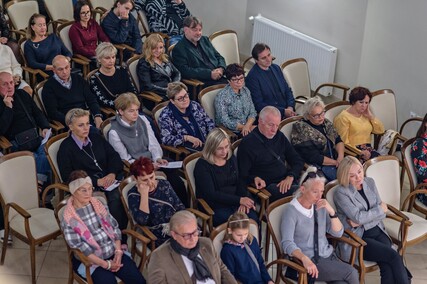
[68,170,89,184]
[251,43,270,60]
[416,113,427,138]
[225,63,244,80]
[73,0,91,22]
[348,86,372,105]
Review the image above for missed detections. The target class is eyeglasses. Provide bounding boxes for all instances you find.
[301,171,324,184]
[174,93,189,102]
[80,11,91,16]
[174,229,201,240]
[230,76,245,83]
[311,110,326,119]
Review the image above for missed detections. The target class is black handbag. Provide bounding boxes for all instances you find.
[14,95,42,151]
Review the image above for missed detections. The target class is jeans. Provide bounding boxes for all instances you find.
[266,183,299,203]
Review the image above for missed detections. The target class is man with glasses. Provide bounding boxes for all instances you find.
[238,106,304,202]
[246,43,296,119]
[148,210,237,283]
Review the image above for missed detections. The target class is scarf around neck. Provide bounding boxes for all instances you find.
[168,101,205,142]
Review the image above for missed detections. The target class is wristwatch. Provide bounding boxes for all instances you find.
[329,213,338,219]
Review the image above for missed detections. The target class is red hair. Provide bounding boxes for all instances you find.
[130,157,154,177]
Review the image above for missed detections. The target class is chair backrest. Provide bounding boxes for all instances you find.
[231,138,241,157]
[100,117,112,139]
[364,156,401,208]
[119,176,137,228]
[210,219,259,256]
[324,180,339,211]
[402,138,418,193]
[183,152,203,208]
[370,89,397,131]
[198,84,226,120]
[134,9,150,35]
[34,80,48,114]
[89,0,114,10]
[6,0,39,31]
[126,55,143,92]
[45,132,69,183]
[399,117,423,140]
[324,100,350,123]
[152,101,169,127]
[57,21,74,53]
[279,115,303,141]
[44,0,74,22]
[281,58,311,99]
[0,152,39,219]
[209,30,240,66]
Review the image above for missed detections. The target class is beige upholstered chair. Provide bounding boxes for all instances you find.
[44,0,74,32]
[364,156,427,255]
[45,132,69,184]
[209,30,240,66]
[279,115,303,141]
[89,0,114,10]
[0,151,62,284]
[18,38,50,88]
[5,0,39,32]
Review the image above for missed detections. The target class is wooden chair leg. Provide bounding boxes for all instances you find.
[30,243,36,284]
[1,225,9,264]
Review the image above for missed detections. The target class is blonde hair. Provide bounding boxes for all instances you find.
[65,108,90,126]
[302,96,325,120]
[222,212,253,244]
[143,33,168,67]
[96,42,117,63]
[114,92,140,111]
[337,156,363,187]
[202,128,231,164]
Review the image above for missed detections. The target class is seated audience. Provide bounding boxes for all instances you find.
[159,82,214,151]
[238,106,304,202]
[101,0,142,60]
[172,16,227,87]
[0,7,22,63]
[214,63,257,137]
[127,157,185,247]
[334,87,384,162]
[411,113,427,205]
[61,170,145,284]
[0,44,32,95]
[108,93,188,205]
[137,33,181,102]
[42,55,103,127]
[147,210,237,283]
[144,0,191,45]
[58,108,128,245]
[69,0,110,60]
[24,13,72,76]
[334,156,411,284]
[194,128,257,226]
[291,97,344,181]
[221,212,273,284]
[246,43,296,119]
[0,72,51,188]
[88,42,137,109]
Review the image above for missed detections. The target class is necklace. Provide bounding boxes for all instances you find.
[32,43,40,49]
[81,144,103,172]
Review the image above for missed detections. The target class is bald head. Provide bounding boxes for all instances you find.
[0,72,15,98]
[52,55,71,81]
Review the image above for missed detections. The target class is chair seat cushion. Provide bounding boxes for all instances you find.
[10,208,60,240]
[384,211,427,242]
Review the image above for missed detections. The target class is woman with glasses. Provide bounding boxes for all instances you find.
[334,87,384,162]
[334,156,411,284]
[61,170,145,284]
[291,96,344,181]
[127,157,185,247]
[148,210,237,283]
[69,1,110,62]
[214,64,257,137]
[159,82,214,152]
[281,167,359,284]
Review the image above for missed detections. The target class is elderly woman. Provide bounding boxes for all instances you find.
[411,113,427,205]
[101,0,142,60]
[108,93,188,205]
[334,87,384,161]
[334,156,411,284]
[194,128,257,226]
[88,42,137,109]
[24,13,72,75]
[281,167,359,283]
[58,108,128,245]
[137,33,181,102]
[62,170,145,283]
[291,96,344,181]
[127,157,185,247]
[148,210,237,283]
[159,82,215,151]
[214,64,257,137]
[69,0,110,59]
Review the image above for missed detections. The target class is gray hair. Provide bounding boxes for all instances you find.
[65,108,90,126]
[96,42,117,62]
[302,96,325,120]
[170,210,196,232]
[295,166,327,198]
[259,106,281,121]
[202,128,231,164]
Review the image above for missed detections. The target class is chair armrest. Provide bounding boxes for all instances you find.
[71,248,92,267]
[9,29,27,39]
[160,145,190,161]
[182,78,204,87]
[72,56,90,65]
[41,183,69,207]
[196,199,215,216]
[295,96,307,105]
[0,136,12,154]
[187,207,212,236]
[134,224,157,241]
[314,83,350,100]
[386,204,410,222]
[344,144,362,156]
[343,229,367,246]
[49,121,65,134]
[402,187,427,212]
[100,107,116,118]
[266,258,307,284]
[186,208,210,221]
[139,91,164,104]
[218,126,238,143]
[122,228,151,245]
[7,202,31,219]
[248,186,270,200]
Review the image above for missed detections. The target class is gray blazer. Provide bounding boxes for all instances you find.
[333,177,388,261]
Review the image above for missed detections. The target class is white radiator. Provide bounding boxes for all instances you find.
[250,15,337,96]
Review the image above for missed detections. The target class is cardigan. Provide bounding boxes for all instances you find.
[145,0,190,36]
[42,73,102,125]
[69,19,110,58]
[172,36,226,81]
[0,44,22,76]
[333,109,384,147]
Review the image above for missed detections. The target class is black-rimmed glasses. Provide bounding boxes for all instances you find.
[174,229,201,240]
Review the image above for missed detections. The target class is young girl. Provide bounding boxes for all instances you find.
[221,212,274,284]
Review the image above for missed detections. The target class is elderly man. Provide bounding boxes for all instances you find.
[0,71,51,187]
[0,44,32,95]
[42,55,103,127]
[148,210,237,284]
[237,106,304,202]
[172,16,227,87]
[246,43,296,119]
